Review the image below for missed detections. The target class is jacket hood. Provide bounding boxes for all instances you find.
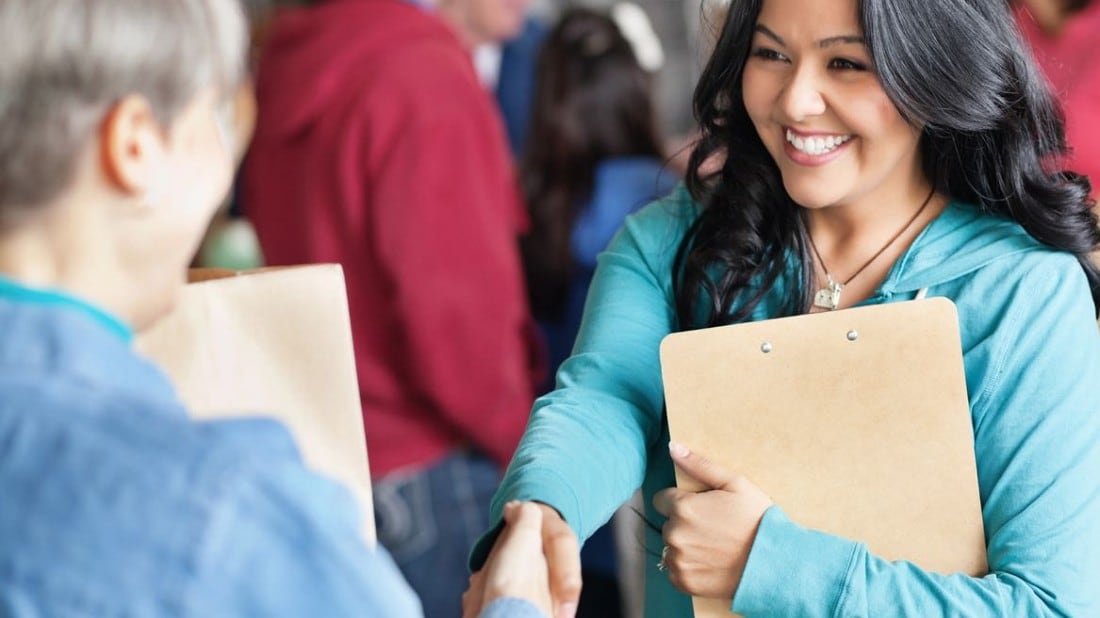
[881,201,1054,295]
[252,0,460,140]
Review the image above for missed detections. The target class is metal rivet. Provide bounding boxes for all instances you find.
[847,330,859,341]
[761,342,773,353]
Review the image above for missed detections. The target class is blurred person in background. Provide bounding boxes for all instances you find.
[519,7,677,616]
[0,0,554,616]
[1015,0,1100,194]
[523,5,676,390]
[242,0,541,615]
[488,14,550,156]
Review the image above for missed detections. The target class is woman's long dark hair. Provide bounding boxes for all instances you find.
[521,7,664,320]
[675,0,1100,330]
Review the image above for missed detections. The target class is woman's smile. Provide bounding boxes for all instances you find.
[783,127,855,166]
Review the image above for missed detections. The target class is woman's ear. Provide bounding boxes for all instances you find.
[99,94,166,199]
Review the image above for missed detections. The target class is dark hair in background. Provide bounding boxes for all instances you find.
[675,0,1100,330]
[521,7,664,320]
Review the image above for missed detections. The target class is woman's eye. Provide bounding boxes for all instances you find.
[751,47,788,63]
[829,57,867,71]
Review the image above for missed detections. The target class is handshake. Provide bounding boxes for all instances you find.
[462,501,582,618]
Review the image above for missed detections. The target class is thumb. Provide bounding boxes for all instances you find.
[669,441,737,490]
[480,502,553,617]
[502,501,544,540]
[537,504,582,618]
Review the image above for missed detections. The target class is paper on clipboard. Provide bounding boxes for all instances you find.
[136,265,376,544]
[660,298,987,616]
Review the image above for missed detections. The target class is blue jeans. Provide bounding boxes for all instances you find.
[374,451,501,618]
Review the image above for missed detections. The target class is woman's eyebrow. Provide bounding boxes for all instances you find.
[753,24,865,49]
[818,34,865,48]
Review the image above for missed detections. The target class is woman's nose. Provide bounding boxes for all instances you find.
[778,65,827,121]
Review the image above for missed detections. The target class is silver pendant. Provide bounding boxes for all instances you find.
[813,276,843,311]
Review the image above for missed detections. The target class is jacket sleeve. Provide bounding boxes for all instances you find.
[470,196,692,568]
[199,460,424,617]
[367,44,538,468]
[732,253,1100,617]
[481,598,548,618]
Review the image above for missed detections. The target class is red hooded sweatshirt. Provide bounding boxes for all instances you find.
[1016,1,1100,192]
[242,0,540,478]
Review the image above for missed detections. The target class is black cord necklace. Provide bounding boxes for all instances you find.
[808,187,936,311]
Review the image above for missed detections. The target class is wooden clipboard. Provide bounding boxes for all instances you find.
[136,265,376,544]
[660,298,987,616]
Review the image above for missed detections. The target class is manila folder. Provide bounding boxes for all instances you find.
[136,265,375,544]
[660,298,986,616]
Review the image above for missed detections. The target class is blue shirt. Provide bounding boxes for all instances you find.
[475,188,1100,616]
[0,280,542,618]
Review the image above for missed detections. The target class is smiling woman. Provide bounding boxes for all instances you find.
[680,0,1100,325]
[467,0,1100,614]
[734,0,937,312]
[742,14,923,213]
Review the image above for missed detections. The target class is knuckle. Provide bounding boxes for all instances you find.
[664,529,686,548]
[551,529,579,551]
[559,574,584,597]
[671,569,699,595]
[668,495,687,514]
[672,499,695,521]
[668,550,684,568]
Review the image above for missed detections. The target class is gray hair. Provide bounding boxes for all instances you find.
[0,0,247,222]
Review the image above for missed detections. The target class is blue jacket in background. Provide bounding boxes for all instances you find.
[497,17,548,156]
[0,280,540,618]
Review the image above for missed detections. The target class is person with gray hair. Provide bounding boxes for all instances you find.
[0,1,551,616]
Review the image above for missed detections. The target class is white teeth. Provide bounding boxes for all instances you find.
[785,129,851,156]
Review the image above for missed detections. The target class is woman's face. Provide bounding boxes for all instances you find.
[741,0,924,211]
[120,89,236,328]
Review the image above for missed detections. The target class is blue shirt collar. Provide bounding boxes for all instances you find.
[0,275,133,343]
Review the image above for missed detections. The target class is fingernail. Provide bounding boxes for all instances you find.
[669,441,690,458]
[557,602,578,618]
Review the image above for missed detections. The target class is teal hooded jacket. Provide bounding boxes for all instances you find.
[473,187,1100,616]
